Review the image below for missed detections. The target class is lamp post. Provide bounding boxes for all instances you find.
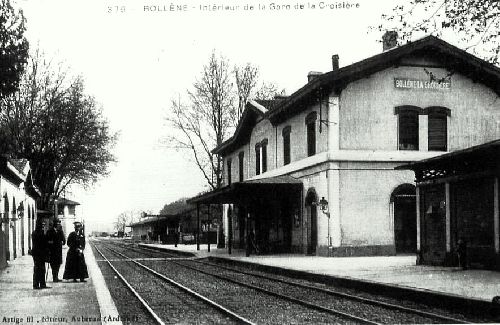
[318,197,331,255]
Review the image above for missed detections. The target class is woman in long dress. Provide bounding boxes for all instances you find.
[63,222,89,282]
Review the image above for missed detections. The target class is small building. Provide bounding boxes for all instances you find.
[0,157,40,269]
[55,198,80,237]
[397,139,500,270]
[130,199,219,245]
[130,215,180,243]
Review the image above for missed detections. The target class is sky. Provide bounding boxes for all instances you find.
[15,0,402,232]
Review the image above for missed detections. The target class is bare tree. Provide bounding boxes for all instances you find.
[374,0,500,64]
[166,52,277,190]
[234,63,258,121]
[114,210,140,234]
[0,50,117,209]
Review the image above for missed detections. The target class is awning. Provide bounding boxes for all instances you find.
[187,175,303,205]
[396,139,500,183]
[129,215,180,227]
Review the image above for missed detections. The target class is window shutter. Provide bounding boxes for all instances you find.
[428,114,447,151]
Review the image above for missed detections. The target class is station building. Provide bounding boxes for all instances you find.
[189,35,500,257]
[0,157,40,268]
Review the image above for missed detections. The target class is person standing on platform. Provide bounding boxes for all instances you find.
[63,222,89,282]
[246,230,256,257]
[31,219,50,289]
[47,219,66,282]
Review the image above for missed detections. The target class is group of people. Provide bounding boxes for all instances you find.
[31,219,89,289]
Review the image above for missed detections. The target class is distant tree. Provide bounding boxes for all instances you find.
[0,50,117,209]
[375,0,500,64]
[0,0,29,98]
[159,198,190,215]
[114,210,140,234]
[165,52,277,190]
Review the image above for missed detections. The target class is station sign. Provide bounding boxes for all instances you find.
[394,77,451,91]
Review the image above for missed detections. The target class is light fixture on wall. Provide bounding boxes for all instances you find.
[319,197,329,214]
[17,203,24,219]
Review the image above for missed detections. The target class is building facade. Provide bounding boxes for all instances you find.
[190,35,500,257]
[55,198,80,237]
[0,158,39,268]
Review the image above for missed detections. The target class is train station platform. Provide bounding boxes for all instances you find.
[0,246,121,325]
[141,242,500,305]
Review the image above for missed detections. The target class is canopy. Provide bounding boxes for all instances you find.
[187,175,303,205]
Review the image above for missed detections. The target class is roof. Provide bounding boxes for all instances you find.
[129,215,180,227]
[0,155,28,183]
[267,35,500,124]
[9,158,29,176]
[187,175,302,204]
[213,97,287,156]
[56,198,80,206]
[215,35,500,154]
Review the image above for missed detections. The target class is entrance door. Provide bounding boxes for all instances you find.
[281,203,292,251]
[309,205,317,254]
[305,189,318,255]
[392,184,417,254]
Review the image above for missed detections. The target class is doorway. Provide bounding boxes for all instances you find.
[305,188,318,255]
[392,184,417,254]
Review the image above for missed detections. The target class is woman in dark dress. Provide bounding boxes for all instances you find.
[63,222,89,282]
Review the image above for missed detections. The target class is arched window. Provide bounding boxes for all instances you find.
[226,158,232,185]
[305,112,317,156]
[255,143,261,175]
[282,126,291,165]
[238,151,244,182]
[261,139,268,173]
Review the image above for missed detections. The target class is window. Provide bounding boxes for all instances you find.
[305,112,317,156]
[282,126,291,165]
[427,107,449,151]
[255,139,268,175]
[255,143,261,175]
[261,139,268,173]
[396,106,420,150]
[238,151,244,182]
[227,159,232,185]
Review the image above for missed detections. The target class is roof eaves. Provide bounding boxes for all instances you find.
[268,35,500,123]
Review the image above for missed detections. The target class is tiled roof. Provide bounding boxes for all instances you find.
[267,35,500,123]
[57,198,80,206]
[9,158,29,175]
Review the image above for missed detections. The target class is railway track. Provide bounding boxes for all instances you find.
[92,242,251,324]
[93,240,473,324]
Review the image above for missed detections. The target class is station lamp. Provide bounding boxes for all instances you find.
[319,197,329,215]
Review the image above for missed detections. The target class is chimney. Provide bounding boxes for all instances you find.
[307,71,322,82]
[331,54,339,70]
[382,31,398,51]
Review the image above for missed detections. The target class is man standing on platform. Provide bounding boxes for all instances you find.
[47,219,65,282]
[63,221,89,282]
[31,219,50,289]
